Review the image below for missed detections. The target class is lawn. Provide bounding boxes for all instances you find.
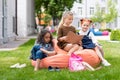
[0,39,120,80]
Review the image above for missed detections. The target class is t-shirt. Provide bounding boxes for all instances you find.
[57,25,76,49]
[79,29,98,45]
[57,25,76,39]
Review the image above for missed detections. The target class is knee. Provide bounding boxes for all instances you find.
[36,50,43,59]
[64,44,73,51]
[32,45,40,51]
[36,50,42,55]
[74,44,79,47]
[73,44,79,48]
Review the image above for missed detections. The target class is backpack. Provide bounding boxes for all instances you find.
[69,53,85,71]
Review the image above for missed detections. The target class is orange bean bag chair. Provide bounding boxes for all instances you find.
[31,39,101,68]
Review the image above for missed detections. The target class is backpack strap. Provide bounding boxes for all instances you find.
[87,30,91,36]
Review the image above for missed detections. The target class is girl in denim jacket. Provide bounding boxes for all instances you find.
[30,29,56,71]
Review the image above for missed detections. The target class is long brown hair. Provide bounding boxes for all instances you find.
[36,29,53,46]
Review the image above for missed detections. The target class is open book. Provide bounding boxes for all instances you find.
[65,31,83,44]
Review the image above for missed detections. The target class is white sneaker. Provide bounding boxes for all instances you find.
[10,63,20,68]
[102,60,111,66]
[16,63,26,68]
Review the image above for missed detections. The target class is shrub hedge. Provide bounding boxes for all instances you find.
[110,29,120,41]
[99,28,112,32]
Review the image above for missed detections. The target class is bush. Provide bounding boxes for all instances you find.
[110,30,120,41]
[106,28,112,32]
[99,28,112,32]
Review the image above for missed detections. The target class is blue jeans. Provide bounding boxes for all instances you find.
[36,50,47,59]
[30,44,47,60]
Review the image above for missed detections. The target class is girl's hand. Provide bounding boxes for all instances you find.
[58,36,67,41]
[78,41,82,46]
[40,48,56,56]
[40,48,46,52]
[79,46,83,50]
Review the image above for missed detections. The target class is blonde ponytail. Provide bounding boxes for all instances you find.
[57,17,63,31]
[57,11,73,33]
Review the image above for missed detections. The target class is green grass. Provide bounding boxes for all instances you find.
[0,39,120,80]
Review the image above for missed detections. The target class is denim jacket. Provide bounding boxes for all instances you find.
[30,43,54,60]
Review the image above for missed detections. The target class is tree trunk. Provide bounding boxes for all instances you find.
[101,22,106,29]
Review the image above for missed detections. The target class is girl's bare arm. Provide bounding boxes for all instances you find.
[40,48,57,56]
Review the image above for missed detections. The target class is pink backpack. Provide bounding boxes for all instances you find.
[69,53,85,71]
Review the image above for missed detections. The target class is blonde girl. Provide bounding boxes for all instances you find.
[57,11,82,55]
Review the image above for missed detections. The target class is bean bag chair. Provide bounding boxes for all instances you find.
[31,39,101,68]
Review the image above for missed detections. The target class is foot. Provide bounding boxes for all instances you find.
[34,67,39,71]
[55,67,60,71]
[48,66,55,71]
[102,60,111,66]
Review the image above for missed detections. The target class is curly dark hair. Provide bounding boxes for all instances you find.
[36,29,53,46]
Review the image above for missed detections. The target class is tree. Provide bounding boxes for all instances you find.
[90,4,104,23]
[34,0,41,13]
[91,0,118,29]
[42,14,52,26]
[44,0,75,25]
[34,0,44,25]
[35,0,76,26]
[104,0,118,23]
